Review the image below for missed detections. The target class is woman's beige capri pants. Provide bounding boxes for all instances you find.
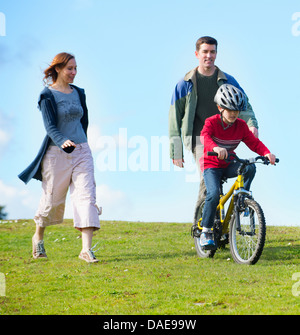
[34,143,100,231]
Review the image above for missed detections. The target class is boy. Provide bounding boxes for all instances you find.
[199,84,276,249]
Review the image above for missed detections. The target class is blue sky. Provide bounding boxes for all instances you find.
[0,0,299,226]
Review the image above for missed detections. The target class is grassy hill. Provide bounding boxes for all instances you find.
[0,219,299,315]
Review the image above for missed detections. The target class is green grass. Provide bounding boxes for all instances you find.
[0,219,300,315]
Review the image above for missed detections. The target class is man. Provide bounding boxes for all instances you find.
[168,36,258,226]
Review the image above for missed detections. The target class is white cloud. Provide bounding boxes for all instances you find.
[0,180,17,198]
[0,180,39,219]
[0,129,9,149]
[96,184,133,220]
[63,183,133,221]
[0,111,12,152]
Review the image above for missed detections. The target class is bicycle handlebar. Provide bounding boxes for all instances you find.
[207,152,279,165]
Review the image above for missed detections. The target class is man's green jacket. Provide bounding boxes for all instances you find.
[169,66,258,160]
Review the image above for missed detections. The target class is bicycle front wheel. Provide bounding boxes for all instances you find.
[229,198,266,265]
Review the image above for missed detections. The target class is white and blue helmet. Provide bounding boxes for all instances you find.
[214,84,247,111]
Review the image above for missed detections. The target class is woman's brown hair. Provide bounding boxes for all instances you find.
[43,52,75,85]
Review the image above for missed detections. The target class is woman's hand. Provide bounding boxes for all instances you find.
[61,140,76,149]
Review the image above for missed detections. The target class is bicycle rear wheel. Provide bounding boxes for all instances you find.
[193,198,217,259]
[229,198,266,265]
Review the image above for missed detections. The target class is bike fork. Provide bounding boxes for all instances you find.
[233,190,252,233]
[234,205,241,232]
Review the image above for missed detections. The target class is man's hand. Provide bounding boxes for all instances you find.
[249,127,259,138]
[172,158,184,168]
[213,147,228,160]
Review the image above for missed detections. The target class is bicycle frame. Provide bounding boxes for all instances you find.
[216,174,252,235]
[196,152,278,237]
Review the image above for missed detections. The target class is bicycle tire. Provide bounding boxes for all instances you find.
[193,198,217,259]
[229,198,266,265]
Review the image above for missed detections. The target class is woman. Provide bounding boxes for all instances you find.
[18,52,101,263]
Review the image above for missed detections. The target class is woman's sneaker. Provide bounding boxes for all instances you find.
[32,238,47,259]
[200,232,216,250]
[79,249,99,263]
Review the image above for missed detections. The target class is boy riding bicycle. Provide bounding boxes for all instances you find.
[199,84,276,249]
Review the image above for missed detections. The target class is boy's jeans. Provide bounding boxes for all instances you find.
[201,162,256,229]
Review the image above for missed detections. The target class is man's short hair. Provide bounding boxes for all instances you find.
[196,36,218,52]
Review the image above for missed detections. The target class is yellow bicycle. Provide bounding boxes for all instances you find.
[192,152,279,265]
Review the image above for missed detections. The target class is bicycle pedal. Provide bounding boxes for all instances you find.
[220,234,229,243]
[191,226,202,238]
[202,243,217,251]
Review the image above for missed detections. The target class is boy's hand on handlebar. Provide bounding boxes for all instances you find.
[213,147,228,160]
[265,153,276,165]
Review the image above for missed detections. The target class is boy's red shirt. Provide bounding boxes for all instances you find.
[200,114,270,172]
